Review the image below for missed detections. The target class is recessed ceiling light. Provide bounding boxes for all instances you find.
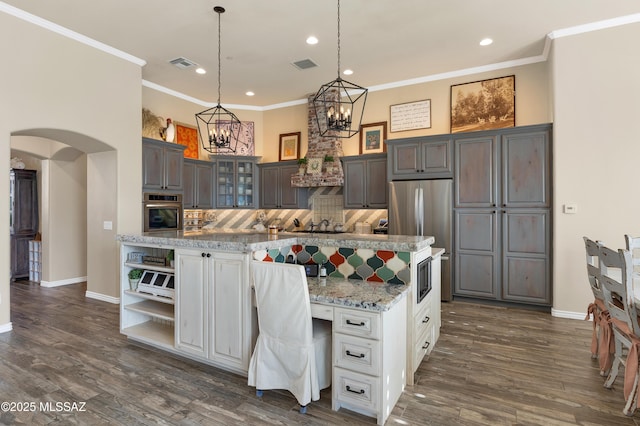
[343,69,353,75]
[306,36,318,45]
[246,91,255,97]
[479,38,493,46]
[195,67,206,74]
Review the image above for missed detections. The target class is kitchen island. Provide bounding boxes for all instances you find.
[117,230,439,425]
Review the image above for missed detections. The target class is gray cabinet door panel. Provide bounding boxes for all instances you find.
[183,161,195,208]
[502,130,550,207]
[503,257,549,303]
[260,166,279,209]
[142,143,164,189]
[423,140,452,173]
[454,136,497,207]
[279,165,303,208]
[503,210,547,255]
[456,210,496,252]
[391,143,420,176]
[164,148,184,191]
[344,159,367,208]
[366,157,388,208]
[195,163,214,209]
[455,253,497,298]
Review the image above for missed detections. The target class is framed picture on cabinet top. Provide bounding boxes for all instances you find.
[450,75,515,133]
[174,122,199,159]
[359,121,387,154]
[279,132,301,161]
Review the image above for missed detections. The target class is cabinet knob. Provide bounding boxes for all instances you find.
[201,253,206,257]
[206,253,211,258]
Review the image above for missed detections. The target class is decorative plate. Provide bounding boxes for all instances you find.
[307,157,323,175]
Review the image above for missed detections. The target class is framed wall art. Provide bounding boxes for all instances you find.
[390,99,431,132]
[215,120,255,155]
[175,122,199,159]
[279,132,301,161]
[359,121,387,154]
[450,75,515,133]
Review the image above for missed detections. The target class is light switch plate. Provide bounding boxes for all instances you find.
[563,204,578,214]
[103,221,113,230]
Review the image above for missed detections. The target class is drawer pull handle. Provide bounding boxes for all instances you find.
[346,319,365,327]
[422,341,431,350]
[422,315,430,324]
[346,385,365,395]
[346,350,365,359]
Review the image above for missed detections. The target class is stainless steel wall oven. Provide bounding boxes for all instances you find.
[417,256,432,304]
[143,193,183,232]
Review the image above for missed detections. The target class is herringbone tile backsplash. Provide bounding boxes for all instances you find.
[187,186,387,233]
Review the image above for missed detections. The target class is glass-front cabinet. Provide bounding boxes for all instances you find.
[211,155,259,208]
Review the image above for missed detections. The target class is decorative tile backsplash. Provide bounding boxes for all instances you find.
[253,244,411,285]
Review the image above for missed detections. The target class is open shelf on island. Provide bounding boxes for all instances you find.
[124,289,174,305]
[124,261,174,273]
[124,300,174,322]
[122,321,174,348]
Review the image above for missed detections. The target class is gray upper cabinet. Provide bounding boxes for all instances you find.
[142,137,185,192]
[210,155,260,209]
[259,161,308,209]
[183,159,215,209]
[502,129,550,208]
[387,137,452,180]
[454,135,498,208]
[453,123,552,307]
[342,154,387,209]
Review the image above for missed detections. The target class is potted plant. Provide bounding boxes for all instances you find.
[324,154,335,173]
[297,156,308,175]
[128,269,143,291]
[166,249,174,267]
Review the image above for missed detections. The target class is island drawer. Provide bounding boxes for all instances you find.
[334,333,381,376]
[334,307,380,340]
[311,303,334,321]
[413,316,436,369]
[413,297,434,338]
[333,366,379,412]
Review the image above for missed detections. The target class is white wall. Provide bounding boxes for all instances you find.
[551,22,640,314]
[0,10,142,328]
[41,156,87,286]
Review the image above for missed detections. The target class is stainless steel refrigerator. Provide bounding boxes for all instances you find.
[388,180,453,301]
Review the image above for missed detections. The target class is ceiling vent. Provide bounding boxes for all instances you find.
[169,57,198,69]
[292,58,318,70]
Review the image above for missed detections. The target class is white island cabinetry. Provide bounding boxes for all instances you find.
[175,248,253,374]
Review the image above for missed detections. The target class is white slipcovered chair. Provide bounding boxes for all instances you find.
[248,261,332,413]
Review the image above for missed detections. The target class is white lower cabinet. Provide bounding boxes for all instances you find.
[332,298,407,426]
[175,248,252,374]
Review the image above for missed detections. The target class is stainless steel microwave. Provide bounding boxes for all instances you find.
[143,193,183,232]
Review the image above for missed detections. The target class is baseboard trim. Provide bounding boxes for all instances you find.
[86,291,120,304]
[0,322,13,334]
[41,276,88,287]
[551,308,585,320]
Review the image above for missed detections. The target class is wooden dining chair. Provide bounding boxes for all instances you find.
[599,245,640,415]
[584,237,612,374]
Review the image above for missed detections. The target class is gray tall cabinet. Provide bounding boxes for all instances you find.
[453,123,552,306]
[10,169,39,280]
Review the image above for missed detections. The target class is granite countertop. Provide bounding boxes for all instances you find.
[116,229,434,252]
[307,276,409,312]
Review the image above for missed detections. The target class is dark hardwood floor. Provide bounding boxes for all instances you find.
[0,281,638,425]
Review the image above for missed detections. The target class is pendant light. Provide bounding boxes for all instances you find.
[195,6,240,154]
[313,0,368,138]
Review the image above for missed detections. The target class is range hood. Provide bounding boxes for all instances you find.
[291,94,344,187]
